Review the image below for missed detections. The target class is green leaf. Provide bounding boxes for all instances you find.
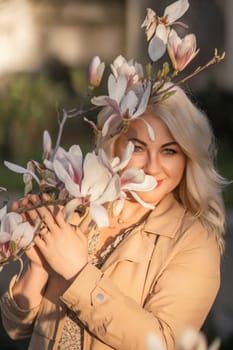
[9,240,17,254]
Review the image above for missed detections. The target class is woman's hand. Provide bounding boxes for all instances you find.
[27,195,88,281]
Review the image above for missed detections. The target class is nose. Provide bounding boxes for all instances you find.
[143,153,161,175]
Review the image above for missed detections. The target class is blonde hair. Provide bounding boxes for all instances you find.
[148,84,226,252]
[96,84,226,252]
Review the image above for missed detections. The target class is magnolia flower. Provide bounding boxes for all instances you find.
[52,144,83,201]
[89,56,105,88]
[0,205,37,270]
[111,55,144,91]
[55,150,121,227]
[142,0,190,62]
[92,74,151,137]
[168,29,200,71]
[141,8,157,42]
[98,143,157,215]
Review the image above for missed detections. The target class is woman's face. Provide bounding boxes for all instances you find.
[114,113,186,205]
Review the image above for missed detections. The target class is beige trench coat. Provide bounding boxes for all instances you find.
[0,193,220,350]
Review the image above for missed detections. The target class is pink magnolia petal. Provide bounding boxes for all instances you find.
[164,0,189,24]
[90,202,109,228]
[11,222,35,248]
[138,118,155,141]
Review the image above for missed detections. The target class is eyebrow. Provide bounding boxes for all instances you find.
[128,138,178,148]
[128,137,147,146]
[161,141,178,148]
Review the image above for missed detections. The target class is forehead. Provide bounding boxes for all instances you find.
[125,114,174,142]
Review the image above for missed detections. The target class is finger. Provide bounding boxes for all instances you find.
[36,205,58,233]
[34,233,47,247]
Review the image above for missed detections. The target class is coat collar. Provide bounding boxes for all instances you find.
[143,193,186,238]
[101,194,186,271]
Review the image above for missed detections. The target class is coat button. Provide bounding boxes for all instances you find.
[96,293,104,301]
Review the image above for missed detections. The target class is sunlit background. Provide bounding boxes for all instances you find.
[0,0,232,349]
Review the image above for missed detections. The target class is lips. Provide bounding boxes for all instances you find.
[156,180,163,187]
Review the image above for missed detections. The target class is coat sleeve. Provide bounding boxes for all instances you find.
[60,228,221,350]
[0,275,40,340]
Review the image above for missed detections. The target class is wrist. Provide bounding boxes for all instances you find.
[29,262,49,278]
[63,262,88,282]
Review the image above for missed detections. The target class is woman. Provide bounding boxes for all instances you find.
[0,85,225,350]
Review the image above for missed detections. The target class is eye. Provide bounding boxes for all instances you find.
[133,144,144,152]
[162,148,177,155]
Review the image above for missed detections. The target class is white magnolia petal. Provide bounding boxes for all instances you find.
[98,148,112,170]
[95,174,121,205]
[113,141,134,172]
[102,114,119,137]
[81,153,111,201]
[108,74,127,102]
[146,332,165,350]
[0,231,11,243]
[120,90,138,116]
[139,118,155,141]
[64,176,81,198]
[63,198,82,222]
[112,197,125,217]
[11,222,35,248]
[90,202,109,228]
[4,161,40,185]
[121,168,145,187]
[156,24,169,44]
[123,171,157,191]
[164,0,189,24]
[176,328,207,350]
[1,212,22,234]
[66,145,83,183]
[132,82,151,119]
[43,130,52,159]
[148,34,166,62]
[129,191,155,209]
[0,205,7,221]
[53,160,69,183]
[91,96,120,116]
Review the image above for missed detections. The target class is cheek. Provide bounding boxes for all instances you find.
[165,156,186,182]
[125,154,146,169]
[173,157,186,182]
